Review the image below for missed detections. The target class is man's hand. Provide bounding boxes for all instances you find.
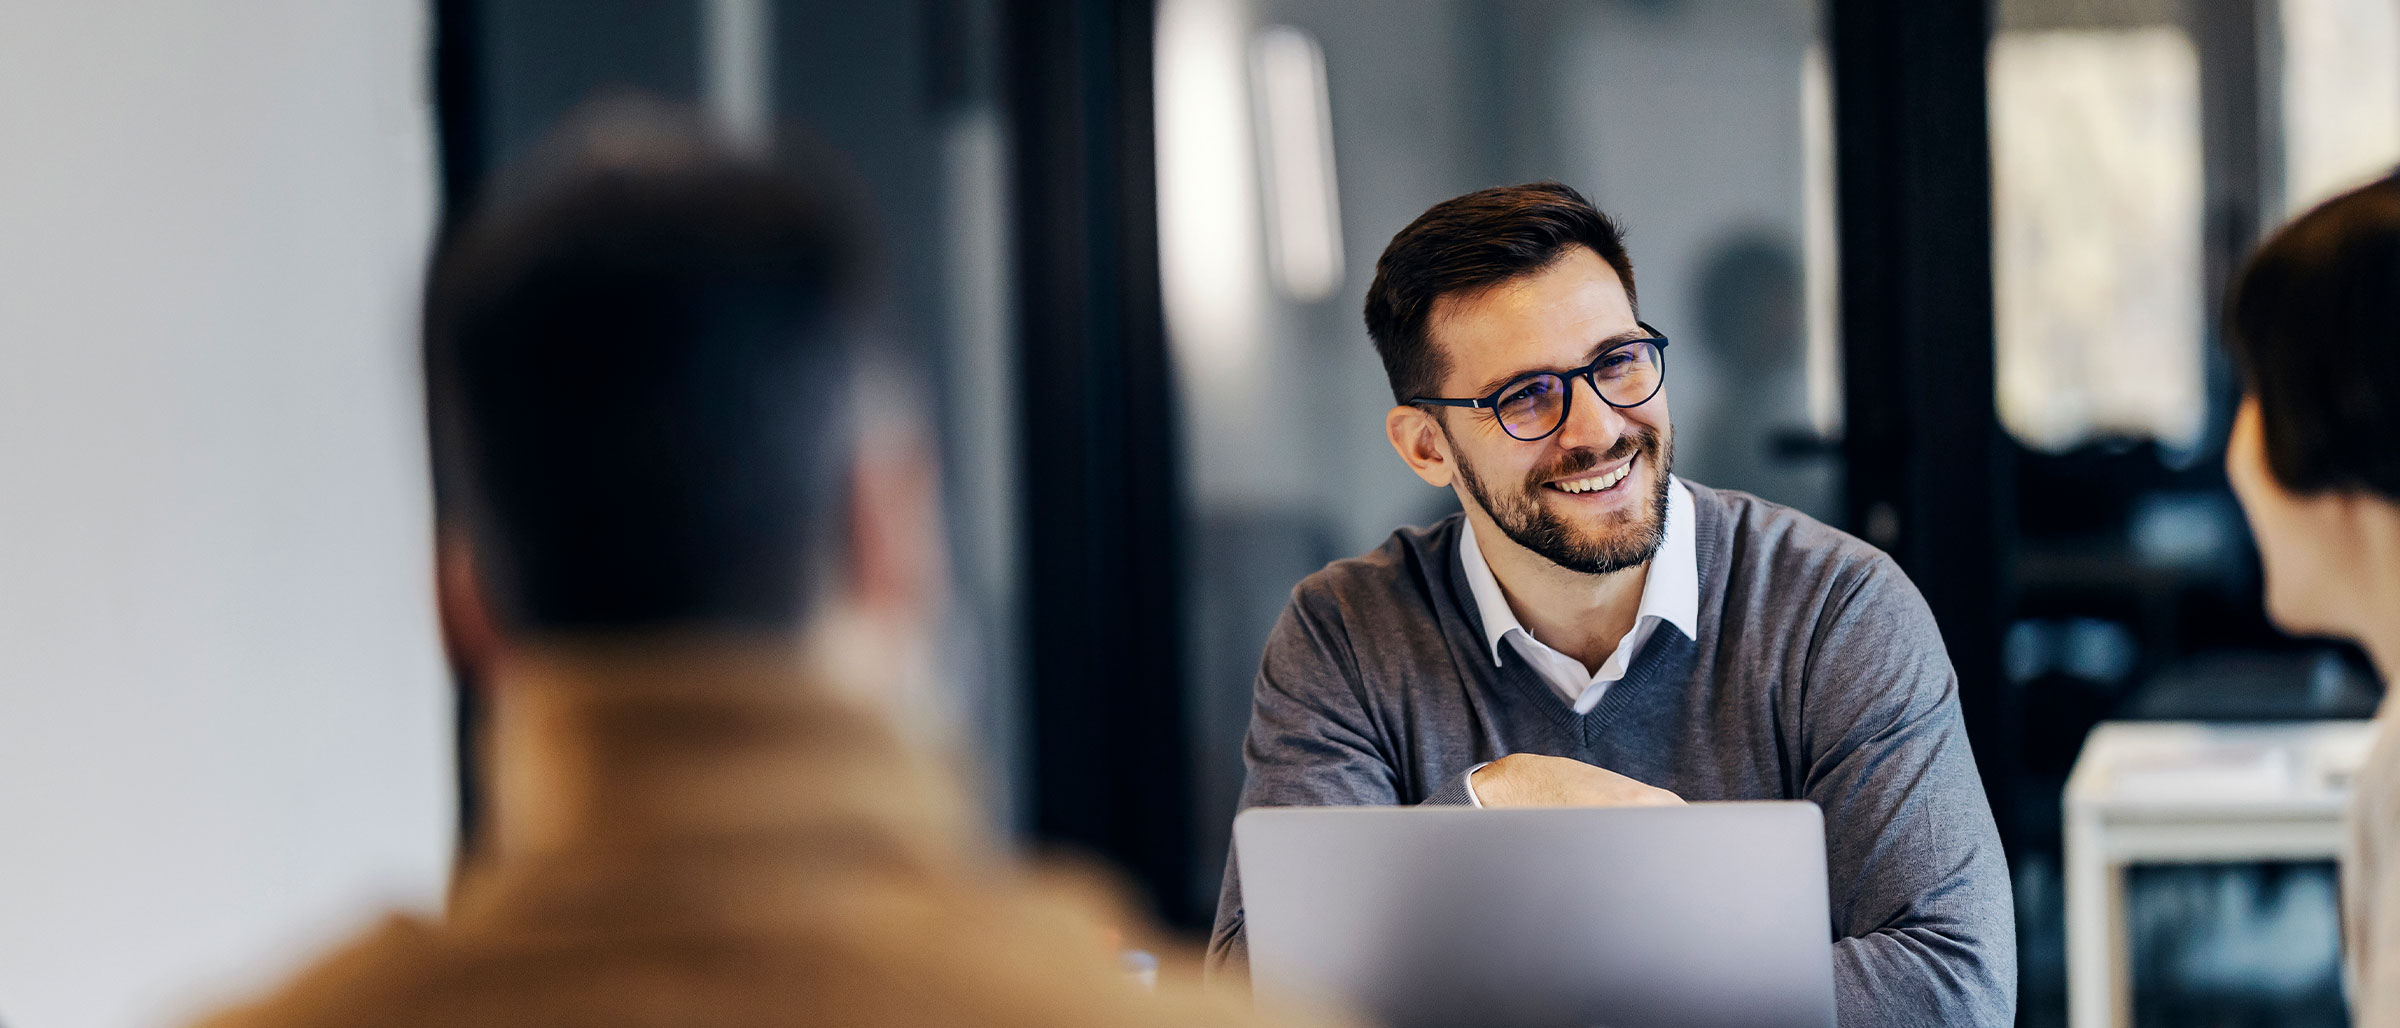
[1469,753,1686,808]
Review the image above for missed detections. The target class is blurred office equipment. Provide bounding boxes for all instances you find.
[2066,721,2376,1028]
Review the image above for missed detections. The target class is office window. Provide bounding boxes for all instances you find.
[2277,0,2400,215]
[1990,27,2206,455]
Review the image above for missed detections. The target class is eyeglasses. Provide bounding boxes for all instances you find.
[1409,323,1670,442]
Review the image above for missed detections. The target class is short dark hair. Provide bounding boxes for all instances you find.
[1363,182,1636,403]
[2225,172,2400,500]
[423,109,872,632]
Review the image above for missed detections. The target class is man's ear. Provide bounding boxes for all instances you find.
[844,432,941,625]
[435,528,503,680]
[1386,404,1457,488]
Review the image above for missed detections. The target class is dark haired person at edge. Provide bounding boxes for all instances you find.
[2221,171,2400,1025]
[185,106,1351,1028]
[1209,182,2017,1026]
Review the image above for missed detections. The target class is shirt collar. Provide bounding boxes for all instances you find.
[1456,477,1701,668]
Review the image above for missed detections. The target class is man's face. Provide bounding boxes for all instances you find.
[1419,247,1672,575]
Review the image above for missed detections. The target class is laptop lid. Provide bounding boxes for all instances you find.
[1235,802,1837,1028]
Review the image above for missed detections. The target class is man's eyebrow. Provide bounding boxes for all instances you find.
[1582,326,1649,361]
[1466,327,1651,397]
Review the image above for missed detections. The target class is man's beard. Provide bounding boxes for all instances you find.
[1452,425,1673,576]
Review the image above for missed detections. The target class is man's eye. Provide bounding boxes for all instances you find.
[1596,353,1641,377]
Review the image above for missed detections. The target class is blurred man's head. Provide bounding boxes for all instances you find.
[2224,172,2400,644]
[1367,182,1673,577]
[422,108,927,674]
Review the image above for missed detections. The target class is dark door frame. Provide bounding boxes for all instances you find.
[1826,0,2019,852]
[1003,0,1202,927]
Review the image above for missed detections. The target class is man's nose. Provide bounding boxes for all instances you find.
[1551,374,1627,452]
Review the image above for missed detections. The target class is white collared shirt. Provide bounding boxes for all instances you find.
[1457,477,1700,714]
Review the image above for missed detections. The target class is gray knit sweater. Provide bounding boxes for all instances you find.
[1208,482,2015,1028]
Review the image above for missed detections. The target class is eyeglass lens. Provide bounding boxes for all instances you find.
[1494,341,1664,440]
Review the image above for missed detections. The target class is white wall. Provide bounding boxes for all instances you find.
[0,4,453,1027]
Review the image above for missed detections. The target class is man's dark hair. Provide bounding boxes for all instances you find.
[423,109,872,633]
[1363,182,1636,404]
[2225,171,2400,500]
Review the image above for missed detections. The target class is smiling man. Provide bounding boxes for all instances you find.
[1208,183,2015,1026]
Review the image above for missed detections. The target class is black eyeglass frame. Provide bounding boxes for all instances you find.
[1407,322,1671,442]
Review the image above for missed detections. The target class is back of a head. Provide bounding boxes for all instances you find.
[2226,172,2400,501]
[423,107,872,634]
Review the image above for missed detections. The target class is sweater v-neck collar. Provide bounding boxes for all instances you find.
[1440,482,1727,728]
[1455,479,1701,711]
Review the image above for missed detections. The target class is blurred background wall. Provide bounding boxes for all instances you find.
[0,4,453,1028]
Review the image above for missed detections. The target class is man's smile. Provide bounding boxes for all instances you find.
[1545,454,1635,496]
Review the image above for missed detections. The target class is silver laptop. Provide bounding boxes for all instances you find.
[1235,802,1837,1028]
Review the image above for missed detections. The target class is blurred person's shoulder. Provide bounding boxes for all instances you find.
[184,792,1352,1028]
[183,914,448,1028]
[185,872,1348,1028]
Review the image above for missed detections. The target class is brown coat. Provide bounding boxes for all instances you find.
[190,667,1343,1028]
